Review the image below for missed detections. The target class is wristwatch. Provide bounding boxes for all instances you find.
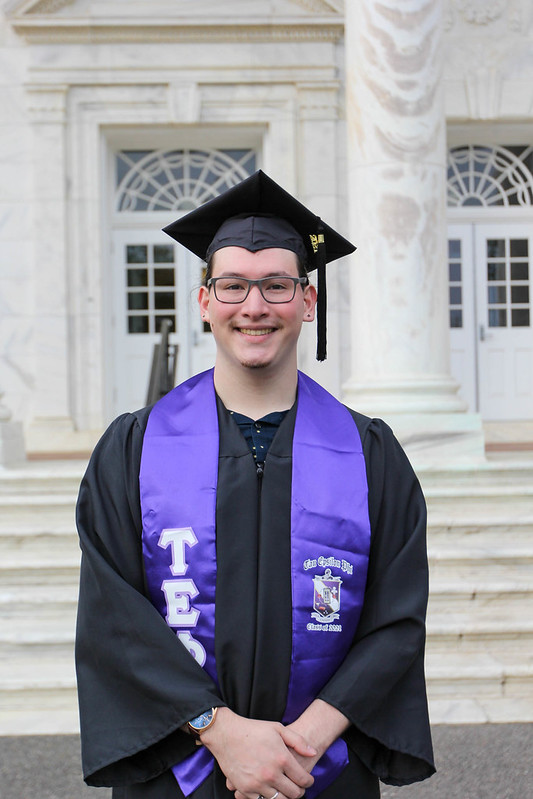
[187,707,218,738]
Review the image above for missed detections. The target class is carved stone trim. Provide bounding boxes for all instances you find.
[290,0,342,12]
[10,21,344,44]
[28,0,74,12]
[455,0,507,25]
[12,0,342,17]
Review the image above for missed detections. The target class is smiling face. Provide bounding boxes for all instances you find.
[198,246,316,379]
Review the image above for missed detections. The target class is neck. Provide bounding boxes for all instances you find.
[213,363,298,419]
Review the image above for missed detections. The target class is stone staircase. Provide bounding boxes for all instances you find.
[0,456,532,735]
[0,461,83,735]
[421,458,533,725]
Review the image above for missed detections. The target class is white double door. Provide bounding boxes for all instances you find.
[448,222,533,420]
[109,228,216,419]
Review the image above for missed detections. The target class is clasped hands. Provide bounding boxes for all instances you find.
[200,707,322,799]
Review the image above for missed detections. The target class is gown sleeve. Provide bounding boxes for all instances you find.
[317,415,435,786]
[75,411,224,788]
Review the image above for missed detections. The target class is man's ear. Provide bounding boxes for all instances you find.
[198,285,210,322]
[303,283,317,322]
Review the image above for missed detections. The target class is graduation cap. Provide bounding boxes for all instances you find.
[163,169,356,360]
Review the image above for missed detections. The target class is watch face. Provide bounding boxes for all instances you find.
[189,710,213,731]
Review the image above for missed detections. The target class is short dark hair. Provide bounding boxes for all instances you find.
[204,250,309,286]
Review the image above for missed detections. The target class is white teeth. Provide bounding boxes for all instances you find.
[239,328,273,336]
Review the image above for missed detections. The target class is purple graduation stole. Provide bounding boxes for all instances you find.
[140,369,371,797]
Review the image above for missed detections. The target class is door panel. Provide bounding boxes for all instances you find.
[475,225,532,420]
[447,225,477,413]
[447,223,533,421]
[110,229,215,418]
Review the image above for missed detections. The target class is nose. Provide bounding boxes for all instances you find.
[242,284,269,315]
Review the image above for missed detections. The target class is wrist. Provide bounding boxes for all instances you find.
[291,700,350,756]
[187,706,221,740]
[196,706,232,749]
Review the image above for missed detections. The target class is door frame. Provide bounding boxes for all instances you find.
[105,212,214,421]
[447,208,533,420]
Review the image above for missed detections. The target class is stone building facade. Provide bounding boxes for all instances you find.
[1,0,532,461]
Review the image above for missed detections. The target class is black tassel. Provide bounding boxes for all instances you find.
[316,221,327,361]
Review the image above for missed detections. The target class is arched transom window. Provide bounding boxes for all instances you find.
[115,148,257,212]
[447,145,533,207]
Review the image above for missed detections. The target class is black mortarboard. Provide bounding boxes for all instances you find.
[163,169,356,360]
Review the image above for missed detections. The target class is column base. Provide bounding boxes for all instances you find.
[26,417,100,457]
[0,421,26,466]
[343,376,486,466]
[379,411,485,467]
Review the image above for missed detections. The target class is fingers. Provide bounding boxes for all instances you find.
[278,726,317,759]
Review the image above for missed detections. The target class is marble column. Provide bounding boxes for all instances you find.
[343,0,484,464]
[24,85,77,453]
[0,392,25,465]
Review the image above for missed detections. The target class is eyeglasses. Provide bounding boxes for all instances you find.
[207,276,309,304]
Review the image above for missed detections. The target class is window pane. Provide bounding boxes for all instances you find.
[488,286,506,304]
[510,239,529,257]
[511,285,530,304]
[128,292,149,310]
[448,240,461,258]
[489,309,507,327]
[126,245,148,263]
[154,292,175,310]
[155,315,176,333]
[449,286,462,304]
[450,309,463,328]
[511,308,530,327]
[487,262,506,281]
[127,268,148,287]
[511,262,529,281]
[487,239,505,258]
[154,268,175,286]
[449,262,461,282]
[128,316,149,334]
[154,245,175,263]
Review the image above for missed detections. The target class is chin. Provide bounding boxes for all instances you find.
[239,358,272,370]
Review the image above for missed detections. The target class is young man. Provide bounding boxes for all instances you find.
[76,171,435,799]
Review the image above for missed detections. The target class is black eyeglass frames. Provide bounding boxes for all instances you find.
[207,276,309,304]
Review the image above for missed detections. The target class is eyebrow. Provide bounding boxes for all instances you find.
[214,271,296,278]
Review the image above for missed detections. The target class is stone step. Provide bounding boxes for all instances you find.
[0,563,81,586]
[0,649,75,689]
[0,584,78,614]
[418,460,533,492]
[0,462,85,496]
[428,518,533,536]
[428,584,533,612]
[0,494,78,527]
[0,641,79,735]
[0,689,79,736]
[0,612,76,646]
[0,528,80,561]
[426,649,533,724]
[426,648,533,690]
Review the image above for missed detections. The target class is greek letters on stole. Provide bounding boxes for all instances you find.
[140,369,371,797]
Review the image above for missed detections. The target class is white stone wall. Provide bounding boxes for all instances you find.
[1,0,533,451]
[0,12,33,424]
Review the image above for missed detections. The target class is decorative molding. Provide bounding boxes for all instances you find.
[115,148,257,213]
[290,0,342,12]
[9,21,344,44]
[447,144,533,207]
[455,0,506,25]
[25,83,68,123]
[465,61,503,120]
[297,81,340,120]
[28,0,74,12]
[9,0,342,15]
[445,0,531,31]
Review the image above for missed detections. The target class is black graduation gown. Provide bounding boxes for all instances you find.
[75,397,435,798]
